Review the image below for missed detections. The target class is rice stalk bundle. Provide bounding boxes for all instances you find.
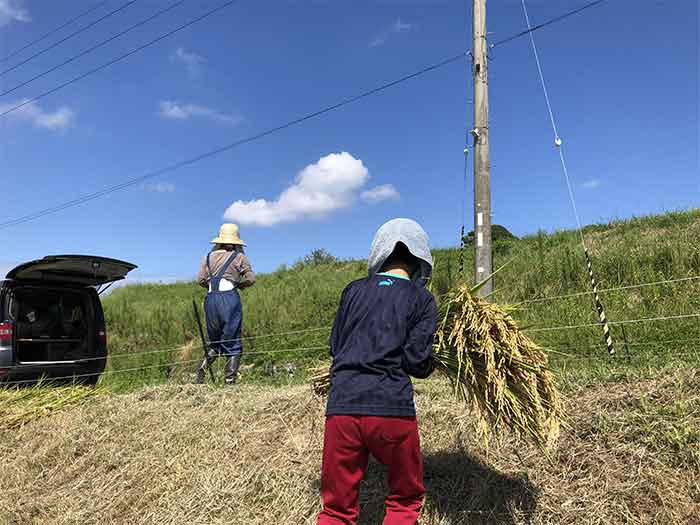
[433,284,561,449]
[310,283,562,449]
[0,383,103,431]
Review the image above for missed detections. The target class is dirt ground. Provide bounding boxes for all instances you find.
[0,370,698,524]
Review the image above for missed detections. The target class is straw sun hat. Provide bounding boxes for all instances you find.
[210,223,246,246]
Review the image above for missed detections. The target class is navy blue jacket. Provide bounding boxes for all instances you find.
[325,273,438,417]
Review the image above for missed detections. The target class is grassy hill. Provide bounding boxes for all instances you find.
[101,209,700,389]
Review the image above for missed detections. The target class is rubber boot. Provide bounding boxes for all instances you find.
[195,349,217,384]
[224,355,241,385]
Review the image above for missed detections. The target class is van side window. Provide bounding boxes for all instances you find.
[1,290,14,322]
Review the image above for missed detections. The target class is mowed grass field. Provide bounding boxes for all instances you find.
[0,369,697,523]
[0,210,699,524]
[100,209,700,389]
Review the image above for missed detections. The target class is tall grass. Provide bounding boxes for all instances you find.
[101,209,700,389]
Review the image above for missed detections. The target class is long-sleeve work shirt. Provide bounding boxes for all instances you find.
[325,273,437,417]
[197,250,256,289]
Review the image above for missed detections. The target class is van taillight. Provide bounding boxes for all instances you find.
[97,326,107,345]
[0,322,12,343]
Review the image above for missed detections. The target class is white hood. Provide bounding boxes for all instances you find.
[367,218,433,286]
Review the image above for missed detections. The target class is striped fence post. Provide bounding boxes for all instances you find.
[584,248,615,354]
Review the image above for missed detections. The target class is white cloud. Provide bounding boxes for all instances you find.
[224,152,370,227]
[0,0,30,26]
[370,18,412,47]
[171,47,205,75]
[144,182,176,193]
[158,100,242,124]
[0,99,74,131]
[581,179,601,189]
[361,184,400,203]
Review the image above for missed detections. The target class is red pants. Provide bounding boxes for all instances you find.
[317,415,425,525]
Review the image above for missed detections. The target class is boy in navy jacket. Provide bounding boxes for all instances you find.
[317,219,437,525]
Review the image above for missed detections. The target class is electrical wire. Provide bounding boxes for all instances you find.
[491,0,607,49]
[0,0,139,78]
[0,1,111,65]
[0,53,466,229]
[0,0,189,98]
[0,0,613,230]
[0,0,238,121]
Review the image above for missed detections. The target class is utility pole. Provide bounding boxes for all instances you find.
[472,0,492,296]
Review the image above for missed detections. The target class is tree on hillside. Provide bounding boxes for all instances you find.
[299,249,339,267]
[463,225,517,245]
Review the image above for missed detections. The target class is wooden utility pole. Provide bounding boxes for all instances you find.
[472,0,492,296]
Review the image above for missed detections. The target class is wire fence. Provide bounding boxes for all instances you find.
[526,312,700,333]
[2,270,698,385]
[517,275,700,305]
[1,302,697,386]
[2,344,696,387]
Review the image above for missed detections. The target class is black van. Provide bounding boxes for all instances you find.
[0,255,136,385]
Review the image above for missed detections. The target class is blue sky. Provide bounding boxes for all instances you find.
[0,0,697,282]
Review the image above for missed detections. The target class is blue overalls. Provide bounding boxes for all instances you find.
[198,252,244,385]
[204,252,244,357]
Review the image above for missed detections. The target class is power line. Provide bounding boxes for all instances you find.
[0,0,237,120]
[0,0,189,99]
[491,0,607,48]
[0,53,466,229]
[0,0,604,121]
[0,0,610,229]
[0,0,139,78]
[0,1,111,65]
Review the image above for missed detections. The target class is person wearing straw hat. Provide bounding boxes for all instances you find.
[195,223,256,385]
[317,218,437,525]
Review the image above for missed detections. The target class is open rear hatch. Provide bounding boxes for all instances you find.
[6,255,136,367]
[6,255,137,287]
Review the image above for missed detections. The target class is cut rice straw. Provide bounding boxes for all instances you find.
[0,382,103,431]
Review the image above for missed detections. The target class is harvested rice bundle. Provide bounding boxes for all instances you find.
[433,284,561,449]
[310,283,562,449]
[0,383,102,431]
